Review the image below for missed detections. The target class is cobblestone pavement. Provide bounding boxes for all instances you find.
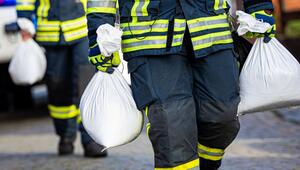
[0,111,299,170]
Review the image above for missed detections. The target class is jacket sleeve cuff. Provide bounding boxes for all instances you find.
[244,1,274,13]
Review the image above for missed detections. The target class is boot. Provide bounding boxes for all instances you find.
[83,141,108,158]
[58,137,74,156]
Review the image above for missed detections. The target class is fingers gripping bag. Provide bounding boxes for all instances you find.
[237,11,300,114]
[79,69,143,149]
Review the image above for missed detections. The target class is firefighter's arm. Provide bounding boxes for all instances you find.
[86,0,120,73]
[16,0,37,40]
[242,0,275,42]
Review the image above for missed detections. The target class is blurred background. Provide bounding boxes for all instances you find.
[0,0,300,170]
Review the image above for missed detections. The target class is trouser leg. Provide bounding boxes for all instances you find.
[69,38,95,145]
[129,54,199,169]
[192,49,241,170]
[45,45,78,141]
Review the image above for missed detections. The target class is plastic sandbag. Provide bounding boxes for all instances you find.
[237,11,300,114]
[80,70,143,149]
[9,39,46,85]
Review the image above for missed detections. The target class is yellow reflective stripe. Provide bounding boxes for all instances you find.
[190,23,229,33]
[50,110,80,119]
[174,19,186,32]
[214,0,226,10]
[64,26,88,42]
[16,5,35,10]
[198,144,224,161]
[155,159,199,170]
[37,20,60,31]
[35,32,60,42]
[37,0,50,17]
[17,0,35,3]
[192,30,233,50]
[131,0,139,22]
[141,0,150,16]
[48,105,80,119]
[188,14,228,25]
[61,16,87,32]
[172,34,184,47]
[198,144,224,154]
[198,153,223,161]
[48,105,77,112]
[122,36,167,52]
[145,106,149,117]
[222,0,227,8]
[187,14,229,33]
[122,20,169,36]
[87,7,116,14]
[146,123,150,137]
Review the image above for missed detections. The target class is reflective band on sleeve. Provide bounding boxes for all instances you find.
[214,0,227,10]
[155,159,199,170]
[48,105,80,119]
[87,0,116,8]
[37,0,50,18]
[122,36,167,52]
[87,0,117,14]
[131,0,150,22]
[187,14,229,33]
[16,0,35,11]
[198,144,224,161]
[192,30,233,50]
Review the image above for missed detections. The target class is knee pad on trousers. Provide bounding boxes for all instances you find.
[198,119,240,149]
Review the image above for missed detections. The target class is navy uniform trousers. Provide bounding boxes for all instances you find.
[128,33,241,170]
[44,38,93,145]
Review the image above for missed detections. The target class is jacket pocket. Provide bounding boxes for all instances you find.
[206,0,229,15]
[121,0,160,22]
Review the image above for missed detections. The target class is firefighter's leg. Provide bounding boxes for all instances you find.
[128,54,199,169]
[192,49,240,170]
[45,45,78,155]
[71,38,107,157]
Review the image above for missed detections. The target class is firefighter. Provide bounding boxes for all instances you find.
[87,0,275,169]
[16,0,107,157]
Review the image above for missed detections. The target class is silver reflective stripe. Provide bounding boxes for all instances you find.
[198,149,224,157]
[218,0,224,10]
[172,35,184,44]
[87,0,116,8]
[174,22,186,30]
[193,34,232,46]
[189,18,228,29]
[135,1,145,16]
[189,167,200,170]
[122,23,168,32]
[123,39,166,48]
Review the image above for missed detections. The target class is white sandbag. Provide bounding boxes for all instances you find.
[0,6,20,63]
[238,38,300,114]
[80,69,143,149]
[9,39,46,85]
[96,23,123,57]
[237,11,300,114]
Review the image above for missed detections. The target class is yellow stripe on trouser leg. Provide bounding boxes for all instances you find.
[77,109,82,123]
[155,159,199,170]
[198,144,224,161]
[48,105,80,119]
